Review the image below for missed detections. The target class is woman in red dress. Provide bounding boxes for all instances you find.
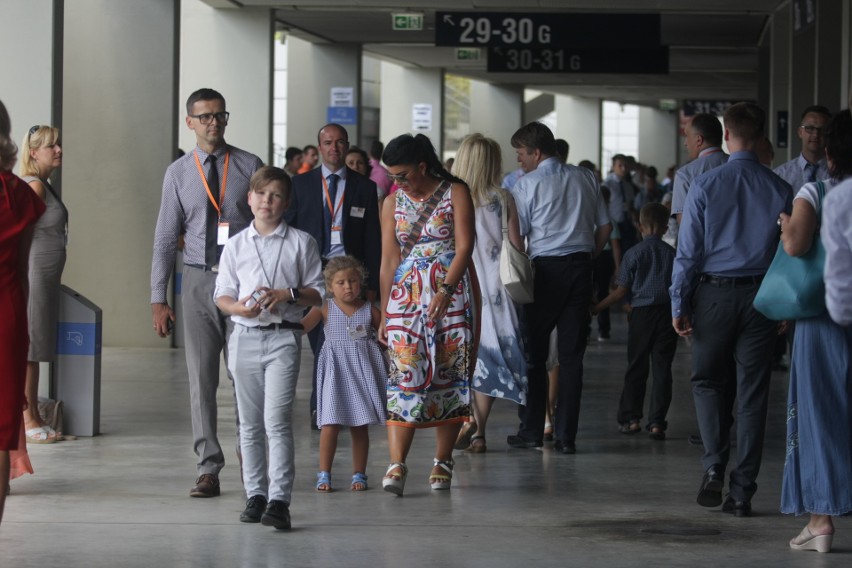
[0,99,45,524]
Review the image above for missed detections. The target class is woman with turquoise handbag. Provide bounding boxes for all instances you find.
[777,109,852,554]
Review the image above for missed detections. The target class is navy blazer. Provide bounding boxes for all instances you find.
[284,167,381,292]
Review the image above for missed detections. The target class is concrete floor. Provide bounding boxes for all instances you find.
[2,314,848,567]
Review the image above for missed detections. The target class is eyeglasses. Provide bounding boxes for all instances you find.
[188,112,230,125]
[800,125,824,135]
[386,171,410,184]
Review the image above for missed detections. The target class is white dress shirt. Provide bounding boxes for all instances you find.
[821,177,852,326]
[214,219,325,327]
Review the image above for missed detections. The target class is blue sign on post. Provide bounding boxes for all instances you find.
[56,322,102,356]
[327,106,357,125]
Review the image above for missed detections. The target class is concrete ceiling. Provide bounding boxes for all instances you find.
[208,0,788,107]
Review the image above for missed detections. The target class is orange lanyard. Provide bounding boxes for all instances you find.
[322,174,344,224]
[193,150,230,217]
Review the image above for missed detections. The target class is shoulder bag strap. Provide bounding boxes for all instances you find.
[399,180,451,260]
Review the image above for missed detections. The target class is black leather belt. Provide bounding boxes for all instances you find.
[536,252,592,262]
[700,274,764,287]
[185,263,219,273]
[252,321,304,332]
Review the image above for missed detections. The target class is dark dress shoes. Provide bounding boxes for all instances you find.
[554,441,576,454]
[506,434,543,449]
[189,473,220,498]
[722,495,752,517]
[696,465,723,507]
[240,495,268,523]
[261,500,292,530]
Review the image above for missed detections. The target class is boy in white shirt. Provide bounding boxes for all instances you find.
[214,166,324,530]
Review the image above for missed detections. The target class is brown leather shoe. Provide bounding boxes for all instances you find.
[190,473,220,498]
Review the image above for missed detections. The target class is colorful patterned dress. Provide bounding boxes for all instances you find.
[386,182,473,427]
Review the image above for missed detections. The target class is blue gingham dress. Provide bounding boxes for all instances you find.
[316,300,388,427]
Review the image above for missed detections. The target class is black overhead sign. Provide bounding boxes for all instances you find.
[487,47,669,74]
[436,12,661,48]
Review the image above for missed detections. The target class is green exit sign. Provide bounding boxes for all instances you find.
[456,48,481,61]
[392,13,424,31]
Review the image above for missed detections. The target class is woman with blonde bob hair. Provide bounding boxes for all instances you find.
[19,125,68,443]
[451,134,528,453]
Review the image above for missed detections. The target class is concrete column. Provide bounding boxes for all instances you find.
[554,95,601,166]
[1,0,54,152]
[769,6,792,163]
[180,0,272,161]
[470,81,523,173]
[287,36,362,151]
[638,107,678,174]
[379,62,444,153]
[61,0,178,347]
[815,0,846,112]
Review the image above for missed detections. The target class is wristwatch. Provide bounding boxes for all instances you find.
[439,282,455,296]
[287,288,300,304]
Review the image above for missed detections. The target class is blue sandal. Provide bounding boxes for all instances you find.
[351,472,368,491]
[316,471,332,492]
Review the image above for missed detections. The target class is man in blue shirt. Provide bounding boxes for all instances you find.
[670,102,792,517]
[507,122,611,454]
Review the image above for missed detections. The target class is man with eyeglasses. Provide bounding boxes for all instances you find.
[774,105,832,191]
[151,88,263,498]
[284,123,381,429]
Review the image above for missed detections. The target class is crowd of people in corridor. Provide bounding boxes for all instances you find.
[1,88,851,555]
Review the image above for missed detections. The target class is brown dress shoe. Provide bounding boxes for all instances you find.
[190,473,220,498]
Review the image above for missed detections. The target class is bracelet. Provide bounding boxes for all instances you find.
[439,282,455,296]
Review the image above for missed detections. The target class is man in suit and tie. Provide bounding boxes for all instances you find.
[285,123,381,426]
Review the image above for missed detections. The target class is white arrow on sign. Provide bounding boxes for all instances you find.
[443,14,455,26]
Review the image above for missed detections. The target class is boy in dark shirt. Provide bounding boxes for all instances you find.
[593,203,678,440]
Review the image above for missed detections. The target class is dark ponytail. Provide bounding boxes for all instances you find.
[383,133,466,185]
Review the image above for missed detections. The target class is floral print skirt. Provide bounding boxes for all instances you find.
[385,253,472,427]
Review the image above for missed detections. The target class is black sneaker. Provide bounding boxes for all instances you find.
[261,500,291,530]
[239,495,267,523]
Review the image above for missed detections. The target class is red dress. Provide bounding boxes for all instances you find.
[0,170,45,450]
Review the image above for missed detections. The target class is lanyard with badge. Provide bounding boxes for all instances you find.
[322,174,345,246]
[193,150,231,245]
[252,235,285,323]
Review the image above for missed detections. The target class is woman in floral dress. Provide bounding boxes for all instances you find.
[378,133,476,495]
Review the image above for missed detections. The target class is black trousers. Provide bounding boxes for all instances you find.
[617,304,678,428]
[517,254,593,445]
[592,249,615,336]
[691,281,776,501]
[306,318,325,414]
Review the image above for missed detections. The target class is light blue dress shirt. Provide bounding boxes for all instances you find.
[821,177,852,326]
[773,153,830,194]
[510,157,611,258]
[670,147,728,216]
[669,151,793,317]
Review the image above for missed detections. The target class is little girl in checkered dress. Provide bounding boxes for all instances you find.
[302,255,387,492]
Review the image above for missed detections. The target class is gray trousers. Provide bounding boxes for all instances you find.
[229,325,301,503]
[691,281,775,501]
[182,267,238,476]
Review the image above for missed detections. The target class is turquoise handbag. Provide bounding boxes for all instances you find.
[753,181,826,321]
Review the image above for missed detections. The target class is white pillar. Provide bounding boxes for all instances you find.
[1,0,54,148]
[470,80,523,173]
[638,107,678,174]
[180,0,272,161]
[555,95,601,166]
[61,0,178,347]
[380,62,443,152]
[287,36,362,151]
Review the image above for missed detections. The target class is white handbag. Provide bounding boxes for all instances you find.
[498,193,535,304]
